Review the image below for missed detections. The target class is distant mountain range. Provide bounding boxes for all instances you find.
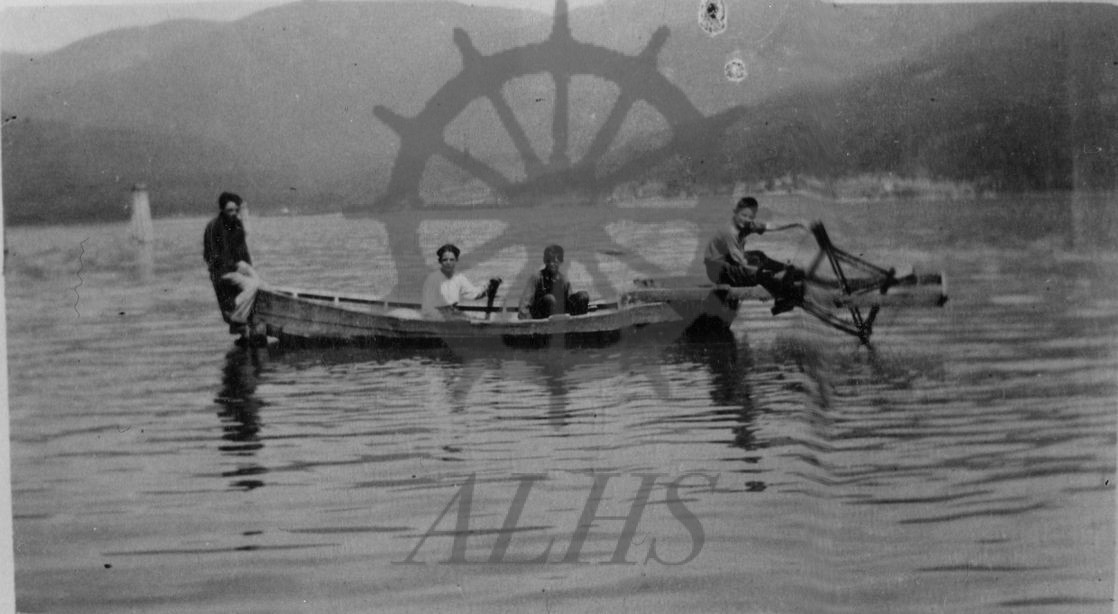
[2,0,1115,224]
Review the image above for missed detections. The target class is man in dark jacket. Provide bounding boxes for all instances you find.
[517,244,589,319]
[203,192,254,335]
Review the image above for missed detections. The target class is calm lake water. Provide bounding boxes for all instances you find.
[6,194,1116,613]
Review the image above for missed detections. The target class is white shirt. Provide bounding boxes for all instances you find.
[421,270,482,315]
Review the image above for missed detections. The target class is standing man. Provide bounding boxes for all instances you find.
[203,191,255,337]
[703,196,807,315]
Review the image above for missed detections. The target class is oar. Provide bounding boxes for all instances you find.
[484,277,502,320]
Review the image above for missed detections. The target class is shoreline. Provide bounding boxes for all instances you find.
[4,189,1115,228]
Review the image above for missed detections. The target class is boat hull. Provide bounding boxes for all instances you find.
[253,287,731,348]
[250,269,946,348]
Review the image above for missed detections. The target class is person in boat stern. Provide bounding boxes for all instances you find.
[703,196,807,315]
[203,191,257,338]
[421,243,499,319]
[516,244,590,320]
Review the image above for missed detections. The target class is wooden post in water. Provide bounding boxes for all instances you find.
[129,183,154,280]
[129,183,154,244]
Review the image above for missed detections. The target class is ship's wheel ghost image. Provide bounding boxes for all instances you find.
[372,0,746,305]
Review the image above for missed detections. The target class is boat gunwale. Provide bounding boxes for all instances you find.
[265,286,625,318]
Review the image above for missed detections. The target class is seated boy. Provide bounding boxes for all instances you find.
[517,244,589,319]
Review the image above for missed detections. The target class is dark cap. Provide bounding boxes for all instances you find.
[218,191,243,210]
[734,196,759,211]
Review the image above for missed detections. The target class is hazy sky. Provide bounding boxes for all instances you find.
[1,1,276,53]
[0,0,603,54]
[1,0,1109,54]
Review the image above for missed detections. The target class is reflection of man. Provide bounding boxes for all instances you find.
[217,346,267,489]
[517,244,589,319]
[703,196,806,315]
[203,192,255,337]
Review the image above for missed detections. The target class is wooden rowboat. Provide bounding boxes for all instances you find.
[253,268,945,347]
[252,282,739,348]
[248,223,946,347]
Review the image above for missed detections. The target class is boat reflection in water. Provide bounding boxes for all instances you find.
[214,346,269,490]
[249,322,764,460]
[664,327,767,473]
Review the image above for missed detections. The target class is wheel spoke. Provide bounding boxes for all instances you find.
[460,232,521,271]
[588,141,677,192]
[487,91,545,178]
[436,142,514,196]
[582,91,635,164]
[381,209,430,298]
[579,249,644,300]
[551,0,571,40]
[549,71,570,167]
